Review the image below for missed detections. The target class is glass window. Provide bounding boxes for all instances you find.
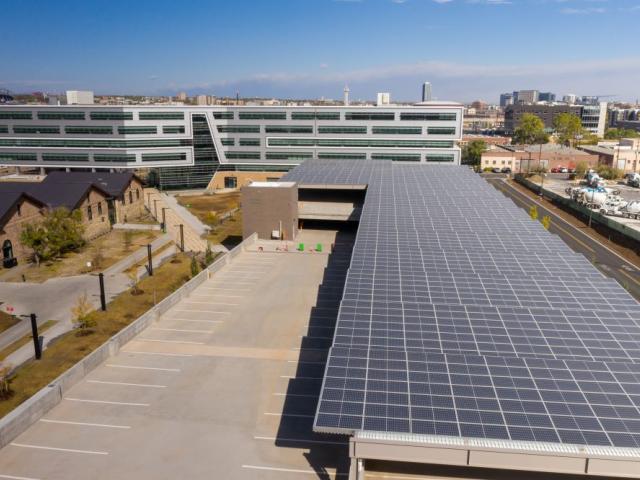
[87,205,93,220]
[212,112,234,120]
[136,189,140,200]
[0,153,37,162]
[93,154,136,163]
[41,153,89,162]
[239,138,260,146]
[318,126,367,134]
[372,127,422,135]
[65,126,113,135]
[266,138,453,148]
[221,138,235,146]
[345,112,394,121]
[426,154,455,162]
[265,152,313,160]
[138,112,184,120]
[38,111,85,120]
[400,112,457,121]
[224,176,237,189]
[14,125,60,134]
[427,127,456,135]
[118,126,157,135]
[0,126,7,133]
[291,112,340,120]
[265,126,313,134]
[141,153,187,162]
[217,125,260,133]
[225,151,261,160]
[129,190,133,203]
[0,138,192,148]
[371,154,421,161]
[97,202,103,215]
[318,153,366,160]
[0,111,32,120]
[90,111,133,120]
[162,125,185,134]
[238,112,286,120]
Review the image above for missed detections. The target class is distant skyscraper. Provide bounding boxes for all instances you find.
[343,85,350,106]
[516,90,539,104]
[422,82,432,102]
[177,91,187,101]
[376,92,390,106]
[499,93,514,108]
[66,90,94,105]
[563,94,577,104]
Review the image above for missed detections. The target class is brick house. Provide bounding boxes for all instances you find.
[0,192,45,265]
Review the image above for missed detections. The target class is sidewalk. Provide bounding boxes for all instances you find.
[144,188,210,252]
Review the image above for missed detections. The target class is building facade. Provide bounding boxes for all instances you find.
[481,144,598,172]
[504,103,607,137]
[0,103,463,189]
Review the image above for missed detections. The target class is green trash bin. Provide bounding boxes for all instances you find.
[316,243,322,252]
[298,243,305,251]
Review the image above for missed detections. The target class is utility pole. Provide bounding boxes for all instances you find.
[20,314,42,360]
[161,207,168,233]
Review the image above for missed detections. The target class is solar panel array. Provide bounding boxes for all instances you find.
[284,160,640,451]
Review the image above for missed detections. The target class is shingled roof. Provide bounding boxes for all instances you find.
[41,171,142,197]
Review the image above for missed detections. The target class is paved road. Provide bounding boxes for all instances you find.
[488,178,640,302]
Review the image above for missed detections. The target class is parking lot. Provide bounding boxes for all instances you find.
[0,232,354,480]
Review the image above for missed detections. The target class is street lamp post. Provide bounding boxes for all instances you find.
[20,314,42,360]
[153,199,158,219]
[147,244,153,276]
[98,273,106,311]
[175,224,185,252]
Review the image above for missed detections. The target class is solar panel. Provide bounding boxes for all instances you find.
[284,160,640,451]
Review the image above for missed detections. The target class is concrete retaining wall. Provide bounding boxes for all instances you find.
[0,233,257,449]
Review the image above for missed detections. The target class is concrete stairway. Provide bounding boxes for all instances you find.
[144,188,208,252]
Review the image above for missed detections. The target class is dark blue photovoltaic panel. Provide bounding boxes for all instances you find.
[285,161,640,450]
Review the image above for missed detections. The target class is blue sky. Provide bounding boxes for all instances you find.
[2,0,640,102]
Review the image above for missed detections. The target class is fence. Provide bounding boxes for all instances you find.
[0,233,257,449]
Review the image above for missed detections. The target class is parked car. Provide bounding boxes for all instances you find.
[551,167,565,173]
[492,167,502,173]
[560,167,569,173]
[501,167,512,174]
[567,168,575,174]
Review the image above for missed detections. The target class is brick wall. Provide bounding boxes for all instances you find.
[79,188,111,239]
[0,197,44,262]
[114,177,145,223]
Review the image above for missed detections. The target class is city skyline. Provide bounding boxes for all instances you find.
[2,0,640,102]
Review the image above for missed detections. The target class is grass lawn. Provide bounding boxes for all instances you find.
[0,320,57,362]
[177,192,240,227]
[0,312,20,335]
[0,229,162,283]
[177,192,243,246]
[0,253,193,418]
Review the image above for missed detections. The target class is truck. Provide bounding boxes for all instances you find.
[626,172,640,188]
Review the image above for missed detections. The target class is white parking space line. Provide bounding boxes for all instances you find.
[168,318,222,324]
[0,474,41,480]
[198,287,250,293]
[182,301,239,306]
[253,436,346,446]
[151,327,214,334]
[87,380,167,389]
[189,294,243,299]
[64,398,149,407]
[264,412,314,418]
[138,338,205,345]
[173,309,231,315]
[242,465,347,477]
[273,393,317,398]
[10,443,108,456]
[40,419,131,429]
[106,364,180,372]
[122,350,193,357]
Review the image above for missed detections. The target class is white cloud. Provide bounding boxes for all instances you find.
[561,7,606,14]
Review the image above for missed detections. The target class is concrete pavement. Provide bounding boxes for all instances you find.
[0,237,355,479]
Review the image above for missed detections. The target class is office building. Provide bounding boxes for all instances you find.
[499,93,514,108]
[422,82,432,102]
[563,94,577,104]
[177,92,187,101]
[66,90,94,105]
[376,92,390,106]
[0,103,463,189]
[538,92,556,102]
[504,102,607,137]
[515,89,539,104]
